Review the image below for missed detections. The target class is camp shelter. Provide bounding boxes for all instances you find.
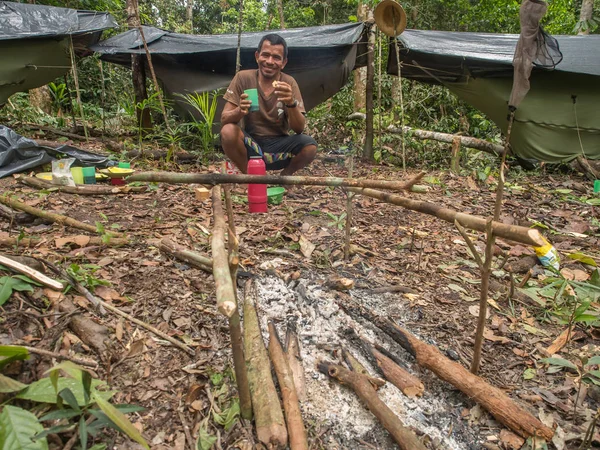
[387,30,600,162]
[92,23,367,115]
[0,1,117,105]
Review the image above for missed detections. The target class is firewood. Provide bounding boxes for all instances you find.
[284,320,306,402]
[128,171,425,192]
[337,294,554,441]
[318,362,427,450]
[159,238,212,273]
[0,203,35,224]
[370,345,424,397]
[268,321,308,450]
[341,348,385,389]
[0,235,129,248]
[19,176,147,194]
[243,280,287,448]
[58,298,111,358]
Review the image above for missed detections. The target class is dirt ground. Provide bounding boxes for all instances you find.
[1,141,600,450]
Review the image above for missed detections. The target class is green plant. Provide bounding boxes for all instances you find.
[177,90,221,154]
[65,263,111,293]
[47,82,71,116]
[0,349,149,449]
[326,212,347,230]
[0,266,41,306]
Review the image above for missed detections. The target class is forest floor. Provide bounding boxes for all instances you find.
[1,134,600,450]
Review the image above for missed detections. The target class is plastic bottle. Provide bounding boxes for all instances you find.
[247,156,267,213]
[533,236,560,271]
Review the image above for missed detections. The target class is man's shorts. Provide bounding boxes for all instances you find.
[243,132,317,171]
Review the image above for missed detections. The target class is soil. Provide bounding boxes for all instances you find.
[1,139,600,450]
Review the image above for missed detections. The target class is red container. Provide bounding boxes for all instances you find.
[247,156,267,213]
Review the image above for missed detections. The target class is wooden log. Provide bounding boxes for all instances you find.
[268,321,308,450]
[0,204,35,224]
[128,171,425,192]
[58,298,111,357]
[370,345,424,397]
[336,295,554,441]
[243,280,288,448]
[159,238,212,273]
[210,186,237,318]
[345,187,546,247]
[0,195,124,238]
[285,320,306,402]
[0,235,129,248]
[0,254,64,290]
[19,176,147,195]
[387,126,505,156]
[341,348,385,388]
[318,362,427,450]
[0,255,45,272]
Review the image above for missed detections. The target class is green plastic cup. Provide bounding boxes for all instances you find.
[70,167,84,185]
[118,161,131,169]
[82,167,96,184]
[244,88,259,112]
[595,180,600,193]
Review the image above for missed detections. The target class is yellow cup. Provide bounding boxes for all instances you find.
[70,167,84,185]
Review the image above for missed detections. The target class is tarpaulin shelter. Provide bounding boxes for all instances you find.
[91,23,367,115]
[0,1,117,105]
[388,30,600,162]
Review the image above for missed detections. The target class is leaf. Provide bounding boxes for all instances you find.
[540,357,578,370]
[59,388,81,411]
[0,276,18,306]
[0,405,49,450]
[586,356,600,366]
[13,275,42,286]
[79,416,88,450]
[0,345,29,369]
[196,419,217,450]
[17,377,112,405]
[523,368,536,380]
[39,409,83,422]
[567,252,597,267]
[0,373,28,393]
[93,392,149,449]
[299,234,315,259]
[212,399,240,431]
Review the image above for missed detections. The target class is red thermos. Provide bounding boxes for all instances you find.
[247,156,267,213]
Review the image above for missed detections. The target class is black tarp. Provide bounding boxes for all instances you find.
[0,126,114,178]
[92,23,367,113]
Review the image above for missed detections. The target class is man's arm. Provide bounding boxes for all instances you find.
[221,94,251,125]
[274,82,305,134]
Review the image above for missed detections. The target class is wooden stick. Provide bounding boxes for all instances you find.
[128,171,425,192]
[284,320,306,402]
[211,186,237,318]
[0,195,124,238]
[346,187,546,247]
[450,136,461,173]
[0,203,34,224]
[337,295,554,441]
[0,254,64,290]
[0,235,129,249]
[243,280,287,448]
[454,219,483,270]
[16,345,98,368]
[159,238,212,273]
[19,176,147,195]
[318,362,427,450]
[268,321,308,450]
[344,156,354,261]
[370,345,424,397]
[341,348,385,389]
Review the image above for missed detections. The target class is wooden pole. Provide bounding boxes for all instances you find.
[0,235,128,249]
[268,322,308,450]
[336,296,554,441]
[158,238,212,273]
[345,187,546,247]
[19,176,147,195]
[128,171,424,192]
[370,345,424,397]
[243,280,288,448]
[318,362,427,450]
[344,156,354,260]
[364,22,375,161]
[450,136,461,173]
[210,186,237,318]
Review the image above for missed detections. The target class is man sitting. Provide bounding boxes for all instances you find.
[220,33,317,175]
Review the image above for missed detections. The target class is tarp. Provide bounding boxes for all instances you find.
[387,29,600,162]
[0,126,114,178]
[92,23,367,113]
[0,2,117,105]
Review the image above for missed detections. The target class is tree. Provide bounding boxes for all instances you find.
[577,0,596,34]
[126,0,151,130]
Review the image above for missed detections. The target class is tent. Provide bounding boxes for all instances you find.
[91,23,367,115]
[0,1,117,105]
[388,30,600,162]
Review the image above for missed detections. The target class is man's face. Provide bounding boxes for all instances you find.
[255,40,287,80]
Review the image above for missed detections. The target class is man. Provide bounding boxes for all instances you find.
[220,33,317,175]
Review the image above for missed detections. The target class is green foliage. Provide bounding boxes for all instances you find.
[326,212,347,230]
[177,90,222,155]
[0,405,48,450]
[66,263,111,293]
[0,345,30,370]
[0,274,39,306]
[541,355,600,386]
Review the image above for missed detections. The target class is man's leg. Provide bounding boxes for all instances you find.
[280,144,317,175]
[220,123,248,174]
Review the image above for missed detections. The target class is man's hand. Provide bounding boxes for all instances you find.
[239,93,252,115]
[274,81,294,105]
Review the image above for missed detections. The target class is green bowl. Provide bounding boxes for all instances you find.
[267,186,286,204]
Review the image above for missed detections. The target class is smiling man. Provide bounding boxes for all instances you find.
[220,34,317,175]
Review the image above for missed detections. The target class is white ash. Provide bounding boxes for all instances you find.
[252,275,478,449]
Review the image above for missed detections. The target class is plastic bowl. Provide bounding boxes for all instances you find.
[99,167,134,179]
[267,186,286,204]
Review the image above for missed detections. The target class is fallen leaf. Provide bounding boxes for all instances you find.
[299,234,316,259]
[141,260,160,266]
[484,328,511,344]
[546,326,572,355]
[469,304,490,319]
[509,245,533,257]
[43,288,64,305]
[55,235,90,248]
[115,318,124,341]
[95,286,125,302]
[325,276,354,291]
[499,429,525,449]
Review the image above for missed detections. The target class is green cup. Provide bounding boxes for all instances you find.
[595,180,600,193]
[244,88,259,112]
[70,167,84,185]
[118,161,131,169]
[82,167,96,184]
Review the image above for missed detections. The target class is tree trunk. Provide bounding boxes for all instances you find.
[353,2,368,111]
[29,86,52,114]
[364,19,375,161]
[578,0,594,34]
[186,0,194,32]
[126,0,151,130]
[276,0,286,29]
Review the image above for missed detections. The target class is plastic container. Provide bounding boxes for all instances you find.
[267,186,286,204]
[118,161,131,169]
[594,180,600,193]
[247,156,267,213]
[111,177,126,186]
[70,167,84,185]
[533,236,560,271]
[244,88,259,112]
[82,167,96,184]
